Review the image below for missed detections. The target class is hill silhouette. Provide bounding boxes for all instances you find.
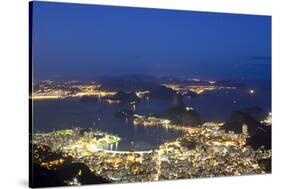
[103,91,141,104]
[221,111,263,136]
[155,94,201,126]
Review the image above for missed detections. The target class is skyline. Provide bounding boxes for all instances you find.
[30,2,272,187]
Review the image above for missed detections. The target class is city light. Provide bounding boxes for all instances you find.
[31,80,116,100]
[33,124,270,183]
[31,79,271,185]
[162,83,236,95]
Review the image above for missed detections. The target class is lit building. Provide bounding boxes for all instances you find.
[242,124,248,135]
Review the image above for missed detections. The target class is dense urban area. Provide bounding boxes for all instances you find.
[31,79,272,187]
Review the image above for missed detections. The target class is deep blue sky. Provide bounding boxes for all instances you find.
[31,1,271,81]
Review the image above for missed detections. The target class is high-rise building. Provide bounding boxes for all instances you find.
[242,124,248,135]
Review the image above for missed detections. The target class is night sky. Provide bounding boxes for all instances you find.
[31,1,271,81]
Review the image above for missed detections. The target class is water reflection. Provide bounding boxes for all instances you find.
[33,89,270,151]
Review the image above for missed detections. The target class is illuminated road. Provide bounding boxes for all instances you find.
[86,142,153,155]
[87,144,153,155]
[102,149,153,155]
